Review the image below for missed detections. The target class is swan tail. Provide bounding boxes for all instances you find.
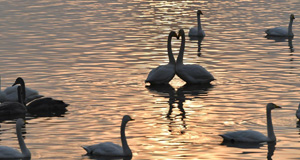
[82,146,92,154]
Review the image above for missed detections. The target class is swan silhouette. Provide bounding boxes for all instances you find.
[176,29,215,84]
[265,14,295,37]
[0,118,31,159]
[82,115,134,157]
[13,77,69,114]
[296,103,300,121]
[220,103,281,143]
[0,86,27,117]
[189,10,205,37]
[145,31,177,84]
[0,77,43,104]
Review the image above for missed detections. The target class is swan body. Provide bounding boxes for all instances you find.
[0,77,43,104]
[0,86,26,116]
[296,103,300,120]
[176,29,215,84]
[189,10,205,37]
[145,31,177,84]
[265,14,295,37]
[13,77,68,113]
[0,119,31,158]
[220,103,281,143]
[82,115,134,157]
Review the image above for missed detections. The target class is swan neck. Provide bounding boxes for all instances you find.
[266,107,276,141]
[288,18,294,36]
[197,13,202,33]
[120,120,132,156]
[167,34,176,65]
[16,122,31,158]
[177,32,185,65]
[17,87,23,105]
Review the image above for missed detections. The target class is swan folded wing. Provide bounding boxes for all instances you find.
[220,130,269,143]
[26,97,68,112]
[146,65,175,84]
[265,27,288,36]
[177,65,214,84]
[0,146,23,158]
[188,27,198,36]
[2,85,41,103]
[83,142,123,156]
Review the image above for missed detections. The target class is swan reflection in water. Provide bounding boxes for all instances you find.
[85,155,132,160]
[265,36,294,53]
[146,83,213,134]
[190,36,204,57]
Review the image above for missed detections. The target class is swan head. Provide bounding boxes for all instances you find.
[197,10,203,15]
[290,14,295,20]
[123,115,134,123]
[177,29,185,39]
[169,31,178,38]
[267,103,281,110]
[12,77,25,86]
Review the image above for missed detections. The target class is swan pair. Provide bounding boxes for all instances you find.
[0,119,31,159]
[220,103,281,143]
[145,29,214,84]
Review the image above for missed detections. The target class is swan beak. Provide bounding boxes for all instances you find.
[275,105,282,109]
[130,118,135,121]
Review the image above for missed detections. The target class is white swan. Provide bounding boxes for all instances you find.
[82,115,134,157]
[0,119,31,159]
[0,77,43,104]
[189,10,205,37]
[265,14,295,37]
[296,103,300,120]
[176,29,215,84]
[0,86,27,116]
[220,103,281,143]
[145,31,177,84]
[13,77,68,114]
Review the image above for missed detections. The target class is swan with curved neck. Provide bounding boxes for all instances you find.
[145,31,177,84]
[0,86,27,116]
[0,77,43,104]
[220,103,281,143]
[0,119,31,158]
[176,29,215,84]
[82,115,134,157]
[189,10,205,37]
[13,77,69,113]
[265,14,295,37]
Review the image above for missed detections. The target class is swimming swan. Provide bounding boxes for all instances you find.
[296,103,300,120]
[145,31,177,84]
[0,77,43,104]
[189,10,205,37]
[12,77,68,114]
[220,103,281,143]
[0,119,31,159]
[176,29,215,84]
[82,115,134,157]
[265,14,295,37]
[0,86,27,116]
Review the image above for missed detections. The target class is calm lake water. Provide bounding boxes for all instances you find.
[0,0,300,159]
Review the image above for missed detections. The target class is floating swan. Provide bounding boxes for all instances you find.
[189,10,205,37]
[220,103,281,143]
[176,29,215,84]
[145,31,177,84]
[13,77,68,114]
[0,86,27,117]
[82,115,134,157]
[0,119,31,159]
[296,103,300,120]
[0,77,43,104]
[265,14,295,37]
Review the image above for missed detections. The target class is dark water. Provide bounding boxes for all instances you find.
[0,0,300,159]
